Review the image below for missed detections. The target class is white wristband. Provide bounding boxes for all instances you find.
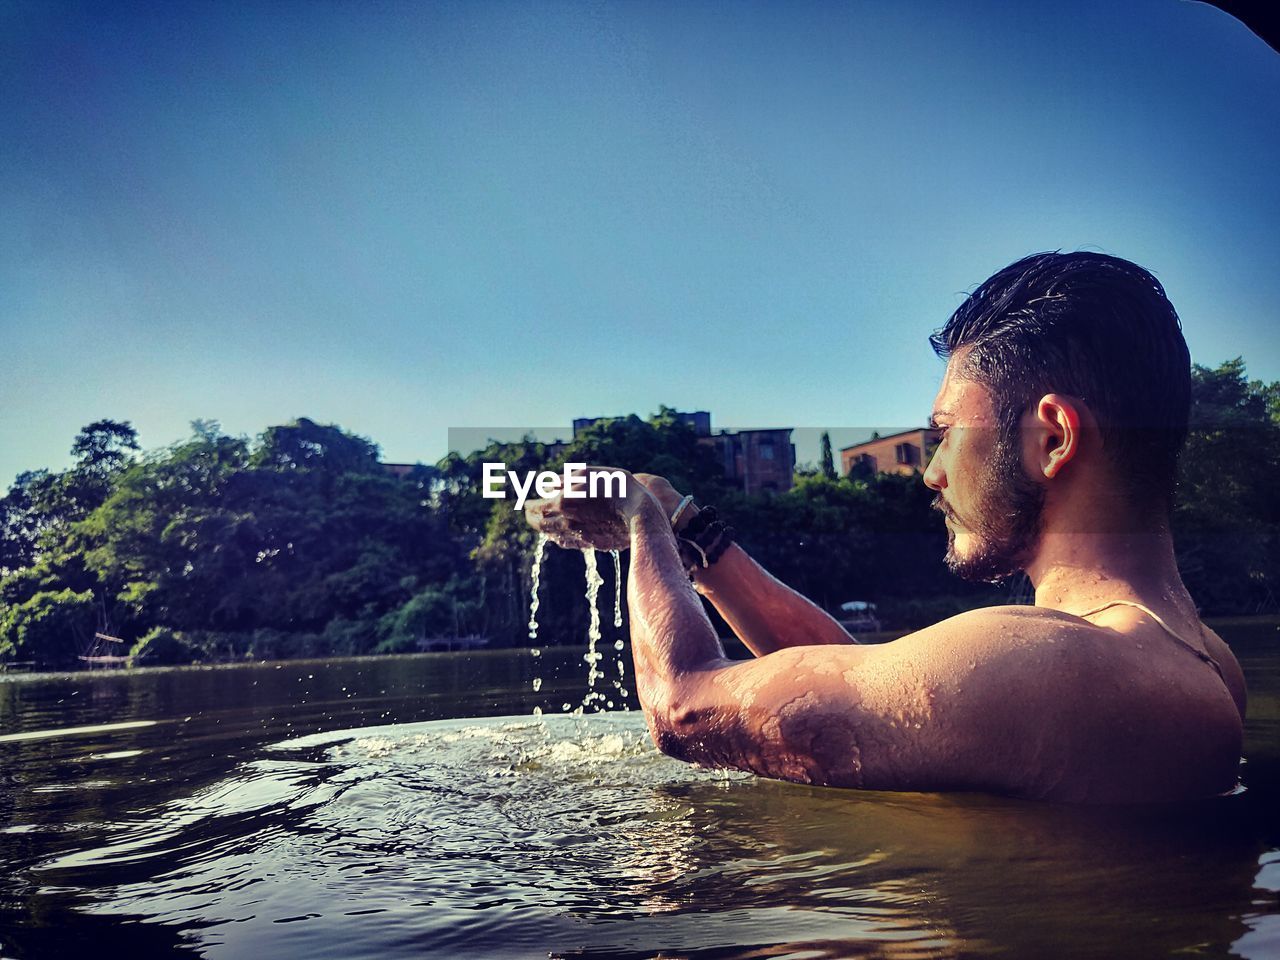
[669,495,695,530]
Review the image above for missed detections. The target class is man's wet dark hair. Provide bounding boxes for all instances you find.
[929,252,1192,513]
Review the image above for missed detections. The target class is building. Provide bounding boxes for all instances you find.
[705,426,795,495]
[840,428,940,478]
[571,411,796,495]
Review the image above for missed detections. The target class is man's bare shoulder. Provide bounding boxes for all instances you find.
[881,604,1107,669]
[921,603,1095,634]
[844,604,1239,800]
[756,605,1096,690]
[771,603,1114,732]
[847,604,1146,729]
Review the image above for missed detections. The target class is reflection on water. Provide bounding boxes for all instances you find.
[1,623,1279,959]
[0,719,158,743]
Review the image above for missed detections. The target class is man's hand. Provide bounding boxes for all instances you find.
[524,465,656,551]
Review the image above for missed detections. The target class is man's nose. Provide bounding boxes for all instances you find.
[922,447,946,492]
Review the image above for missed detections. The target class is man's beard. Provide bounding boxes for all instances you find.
[933,430,1045,583]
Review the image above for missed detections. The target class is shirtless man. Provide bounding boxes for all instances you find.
[527,252,1246,803]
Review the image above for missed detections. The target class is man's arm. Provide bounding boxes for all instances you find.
[626,493,1090,796]
[692,544,858,656]
[634,474,856,656]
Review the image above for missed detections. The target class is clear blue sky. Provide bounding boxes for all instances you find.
[2,0,1277,482]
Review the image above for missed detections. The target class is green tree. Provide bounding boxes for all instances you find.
[0,471,60,571]
[251,417,380,474]
[0,421,138,574]
[97,421,462,646]
[0,587,95,663]
[63,420,140,519]
[70,419,139,475]
[1175,359,1280,613]
[820,432,836,479]
[375,577,482,653]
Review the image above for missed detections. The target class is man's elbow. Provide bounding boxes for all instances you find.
[652,725,692,761]
[642,682,711,761]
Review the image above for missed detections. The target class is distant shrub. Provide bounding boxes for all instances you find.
[129,627,201,665]
[320,618,380,657]
[0,588,96,665]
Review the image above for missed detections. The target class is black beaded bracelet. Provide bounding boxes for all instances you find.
[707,524,735,563]
[676,505,734,575]
[681,505,718,538]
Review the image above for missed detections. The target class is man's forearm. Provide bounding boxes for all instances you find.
[692,543,856,655]
[626,498,727,714]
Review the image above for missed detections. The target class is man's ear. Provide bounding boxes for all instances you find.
[1034,394,1083,479]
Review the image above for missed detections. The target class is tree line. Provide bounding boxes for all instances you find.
[1,360,1277,667]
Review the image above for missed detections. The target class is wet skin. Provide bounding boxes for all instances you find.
[527,362,1246,803]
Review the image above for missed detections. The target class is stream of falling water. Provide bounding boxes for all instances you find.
[527,540,629,717]
[580,548,606,712]
[528,535,547,641]
[528,535,546,716]
[610,549,630,709]
[612,549,622,628]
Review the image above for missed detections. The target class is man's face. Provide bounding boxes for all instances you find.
[922,359,1045,582]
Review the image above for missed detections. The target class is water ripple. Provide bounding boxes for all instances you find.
[22,712,1280,960]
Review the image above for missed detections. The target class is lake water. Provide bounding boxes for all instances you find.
[2,622,1279,959]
